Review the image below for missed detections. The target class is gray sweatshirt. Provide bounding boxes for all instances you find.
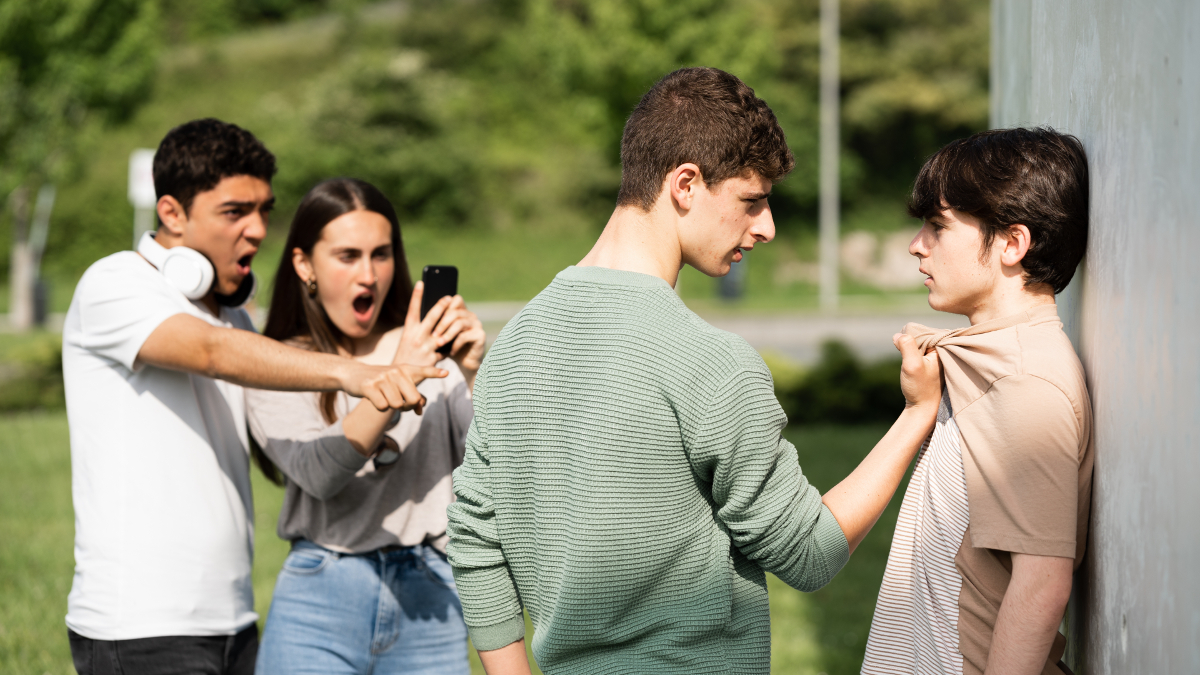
[246,359,473,553]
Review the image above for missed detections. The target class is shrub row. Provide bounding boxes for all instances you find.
[0,335,65,411]
[0,334,906,424]
[774,341,907,426]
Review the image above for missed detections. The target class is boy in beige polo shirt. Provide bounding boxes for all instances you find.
[861,128,1093,675]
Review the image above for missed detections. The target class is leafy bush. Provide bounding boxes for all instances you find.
[0,334,65,411]
[776,340,905,425]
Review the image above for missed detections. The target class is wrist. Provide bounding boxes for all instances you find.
[902,400,939,423]
[334,359,361,392]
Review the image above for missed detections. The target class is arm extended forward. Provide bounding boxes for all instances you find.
[137,314,444,411]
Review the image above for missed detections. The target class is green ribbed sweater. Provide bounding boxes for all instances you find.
[446,266,849,674]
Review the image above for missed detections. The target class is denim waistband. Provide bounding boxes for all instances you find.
[291,538,441,561]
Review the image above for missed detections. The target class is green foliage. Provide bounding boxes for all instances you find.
[13,0,987,294]
[0,0,160,194]
[265,0,989,233]
[839,0,991,193]
[0,333,64,411]
[159,0,334,39]
[776,340,906,425]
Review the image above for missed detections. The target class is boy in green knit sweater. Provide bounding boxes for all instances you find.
[446,67,943,675]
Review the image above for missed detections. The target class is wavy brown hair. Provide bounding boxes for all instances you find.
[252,178,413,485]
[616,67,795,211]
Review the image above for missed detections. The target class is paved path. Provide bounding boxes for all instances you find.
[475,302,964,364]
[4,304,965,365]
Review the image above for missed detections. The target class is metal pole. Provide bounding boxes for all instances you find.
[819,0,840,312]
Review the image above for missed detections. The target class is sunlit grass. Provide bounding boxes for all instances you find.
[0,412,902,675]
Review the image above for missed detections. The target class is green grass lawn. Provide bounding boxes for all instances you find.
[0,413,903,675]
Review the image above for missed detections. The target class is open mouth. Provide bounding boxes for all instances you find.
[235,253,254,276]
[352,291,375,322]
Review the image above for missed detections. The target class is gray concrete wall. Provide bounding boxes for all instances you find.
[992,1,1199,672]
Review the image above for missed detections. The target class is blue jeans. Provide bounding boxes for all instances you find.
[256,540,469,675]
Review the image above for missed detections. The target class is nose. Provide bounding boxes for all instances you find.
[910,223,931,258]
[244,209,267,245]
[752,204,776,244]
[357,258,378,287]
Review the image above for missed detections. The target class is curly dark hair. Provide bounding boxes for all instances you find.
[616,67,795,211]
[152,118,277,216]
[909,127,1089,293]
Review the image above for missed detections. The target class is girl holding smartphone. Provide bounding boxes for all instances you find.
[248,178,484,675]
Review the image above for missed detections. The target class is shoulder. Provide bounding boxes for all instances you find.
[960,372,1083,451]
[1014,319,1091,419]
[77,251,165,296]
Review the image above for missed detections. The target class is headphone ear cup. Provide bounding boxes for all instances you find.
[160,247,215,300]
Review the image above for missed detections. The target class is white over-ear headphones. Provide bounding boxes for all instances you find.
[137,230,257,307]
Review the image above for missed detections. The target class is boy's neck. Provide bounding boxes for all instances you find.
[579,204,684,288]
[965,279,1057,325]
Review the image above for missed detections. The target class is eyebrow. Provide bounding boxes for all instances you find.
[744,191,772,200]
[220,197,276,210]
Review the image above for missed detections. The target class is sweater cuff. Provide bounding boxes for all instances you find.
[468,613,525,652]
[811,503,851,583]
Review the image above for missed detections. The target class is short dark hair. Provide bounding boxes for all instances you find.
[909,127,1089,293]
[616,67,795,211]
[153,118,277,216]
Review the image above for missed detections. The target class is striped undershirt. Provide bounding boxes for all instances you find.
[862,392,969,674]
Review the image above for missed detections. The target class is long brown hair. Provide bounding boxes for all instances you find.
[251,178,413,486]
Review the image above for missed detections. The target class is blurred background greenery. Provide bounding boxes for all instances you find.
[0,0,987,672]
[1,0,987,311]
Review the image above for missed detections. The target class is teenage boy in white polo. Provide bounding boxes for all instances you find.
[861,128,1094,675]
[63,119,439,675]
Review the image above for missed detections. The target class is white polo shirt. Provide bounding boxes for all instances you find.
[63,251,257,640]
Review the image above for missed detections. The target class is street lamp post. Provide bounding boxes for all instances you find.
[819,0,840,312]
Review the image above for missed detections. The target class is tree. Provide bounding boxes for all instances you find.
[282,0,987,233]
[0,0,159,328]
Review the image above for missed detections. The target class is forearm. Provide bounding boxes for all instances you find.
[341,399,400,456]
[822,404,936,552]
[985,554,1073,675]
[206,328,351,391]
[260,428,366,500]
[139,314,352,391]
[478,640,532,675]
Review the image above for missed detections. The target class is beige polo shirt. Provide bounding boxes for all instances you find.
[862,304,1094,675]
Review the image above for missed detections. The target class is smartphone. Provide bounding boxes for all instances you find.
[420,265,459,356]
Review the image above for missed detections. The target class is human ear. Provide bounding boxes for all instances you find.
[1000,223,1033,267]
[156,196,188,237]
[292,247,315,284]
[667,163,703,213]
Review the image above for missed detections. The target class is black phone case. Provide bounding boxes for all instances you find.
[420,265,459,356]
